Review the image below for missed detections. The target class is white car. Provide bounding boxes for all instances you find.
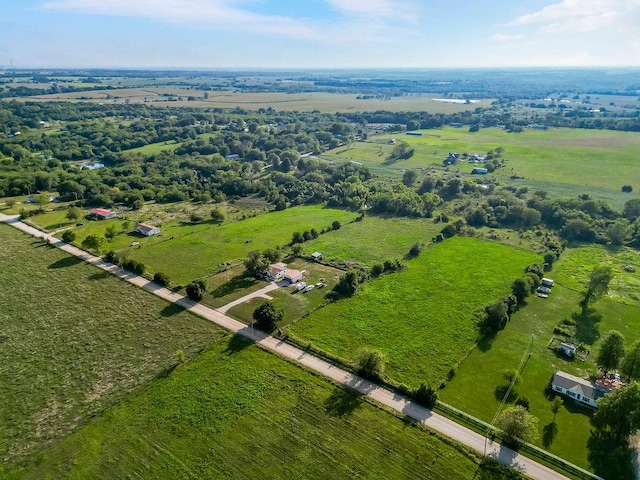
[304,284,315,292]
[295,282,307,291]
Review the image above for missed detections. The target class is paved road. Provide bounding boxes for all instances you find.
[0,213,570,480]
[216,282,279,314]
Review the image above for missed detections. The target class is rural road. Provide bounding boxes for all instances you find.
[1,213,572,480]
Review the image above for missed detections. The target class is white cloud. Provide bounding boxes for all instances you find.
[491,33,524,42]
[40,0,316,38]
[324,0,421,22]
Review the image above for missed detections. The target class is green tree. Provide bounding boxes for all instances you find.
[414,383,438,408]
[81,234,106,253]
[593,383,640,440]
[354,348,385,381]
[153,272,171,287]
[620,341,640,382]
[550,396,564,422]
[596,331,625,376]
[105,224,117,241]
[608,220,628,246]
[186,279,207,301]
[66,206,81,221]
[252,301,283,331]
[581,266,613,313]
[502,369,522,387]
[61,230,76,243]
[334,270,360,296]
[244,250,270,277]
[35,194,49,212]
[496,405,539,446]
[511,278,530,303]
[485,300,508,331]
[402,169,418,187]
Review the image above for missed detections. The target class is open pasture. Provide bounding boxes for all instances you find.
[0,225,223,465]
[11,335,517,480]
[300,214,446,267]
[439,244,640,472]
[123,205,358,285]
[329,127,640,207]
[290,236,539,388]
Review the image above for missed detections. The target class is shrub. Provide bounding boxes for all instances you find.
[253,301,284,331]
[414,383,438,408]
[186,279,207,301]
[331,220,341,230]
[153,272,171,287]
[354,348,385,381]
[408,242,425,257]
[515,396,530,411]
[104,250,121,264]
[61,230,76,243]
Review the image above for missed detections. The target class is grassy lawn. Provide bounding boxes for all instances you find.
[0,224,224,466]
[226,259,344,325]
[439,244,640,473]
[300,214,446,267]
[290,236,540,388]
[125,205,358,285]
[9,335,520,480]
[327,127,640,207]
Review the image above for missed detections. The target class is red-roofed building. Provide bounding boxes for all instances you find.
[88,208,116,220]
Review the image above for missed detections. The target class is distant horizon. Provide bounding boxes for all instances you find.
[2,1,639,70]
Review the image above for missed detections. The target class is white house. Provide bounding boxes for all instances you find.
[267,262,288,281]
[551,371,605,408]
[134,222,160,236]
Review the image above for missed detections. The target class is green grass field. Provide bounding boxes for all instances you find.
[326,127,640,208]
[0,224,224,466]
[290,236,540,388]
[125,205,358,285]
[9,335,520,480]
[300,214,446,267]
[439,244,640,472]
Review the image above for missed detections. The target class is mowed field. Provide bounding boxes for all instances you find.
[10,335,521,480]
[439,244,640,473]
[300,214,446,267]
[326,127,640,207]
[127,205,358,285]
[290,236,540,387]
[0,225,224,466]
[22,88,493,113]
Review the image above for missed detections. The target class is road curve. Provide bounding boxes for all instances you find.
[0,213,569,480]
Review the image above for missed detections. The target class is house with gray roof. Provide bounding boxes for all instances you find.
[551,371,606,408]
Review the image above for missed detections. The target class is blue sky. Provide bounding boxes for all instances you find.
[1,0,639,68]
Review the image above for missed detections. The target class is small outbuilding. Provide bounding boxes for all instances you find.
[471,167,488,175]
[559,343,576,358]
[88,208,116,220]
[284,269,304,284]
[311,252,323,261]
[134,222,160,236]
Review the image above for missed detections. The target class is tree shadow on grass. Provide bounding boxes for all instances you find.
[210,273,259,298]
[587,430,635,480]
[494,385,519,403]
[48,256,83,269]
[223,334,253,355]
[477,329,497,353]
[88,271,111,281]
[542,421,558,449]
[160,303,184,317]
[572,309,602,345]
[324,386,363,417]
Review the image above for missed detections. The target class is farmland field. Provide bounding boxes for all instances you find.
[22,88,493,113]
[9,335,519,480]
[300,214,446,267]
[439,245,640,473]
[324,127,640,207]
[126,205,358,285]
[290,236,540,387]
[0,224,224,465]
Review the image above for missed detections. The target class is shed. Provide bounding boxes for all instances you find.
[88,208,116,220]
[134,222,160,236]
[311,252,323,261]
[559,343,576,358]
[471,167,488,175]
